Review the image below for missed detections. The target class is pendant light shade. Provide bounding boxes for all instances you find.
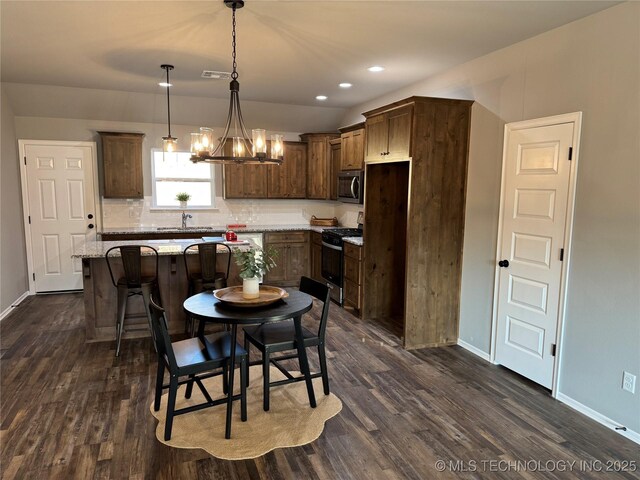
[161,64,177,154]
[189,0,282,165]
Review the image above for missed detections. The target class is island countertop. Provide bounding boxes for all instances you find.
[99,224,332,236]
[73,238,256,258]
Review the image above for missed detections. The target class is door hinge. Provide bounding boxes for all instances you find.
[32,273,36,281]
[24,156,27,165]
[568,147,573,160]
[560,248,564,261]
[551,344,557,357]
[28,215,31,224]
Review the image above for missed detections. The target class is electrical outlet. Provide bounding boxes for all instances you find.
[622,371,636,394]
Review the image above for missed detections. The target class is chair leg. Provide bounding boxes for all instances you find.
[244,336,250,386]
[222,364,229,395]
[164,375,179,441]
[154,360,165,412]
[141,284,158,353]
[185,374,195,399]
[263,350,270,412]
[240,357,247,422]
[115,285,127,357]
[318,343,330,395]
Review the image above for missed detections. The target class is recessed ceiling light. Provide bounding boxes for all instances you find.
[367,65,385,72]
[339,82,352,88]
[158,82,172,87]
[316,95,328,101]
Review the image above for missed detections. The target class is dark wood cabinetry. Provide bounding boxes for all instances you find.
[267,141,307,198]
[340,123,365,171]
[364,104,412,163]
[362,97,472,349]
[263,231,309,287]
[343,242,363,315]
[310,232,323,282]
[301,133,340,200]
[329,139,341,200]
[98,132,144,198]
[224,141,306,199]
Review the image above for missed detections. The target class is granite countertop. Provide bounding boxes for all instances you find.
[100,224,334,235]
[343,237,363,246]
[73,238,256,259]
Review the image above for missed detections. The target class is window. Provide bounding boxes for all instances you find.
[151,149,215,209]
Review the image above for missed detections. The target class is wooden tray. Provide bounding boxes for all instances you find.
[213,285,289,308]
[310,215,338,226]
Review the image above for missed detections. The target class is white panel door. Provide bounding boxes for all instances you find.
[495,122,575,388]
[24,144,96,292]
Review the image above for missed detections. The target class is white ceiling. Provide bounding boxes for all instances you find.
[1,1,619,109]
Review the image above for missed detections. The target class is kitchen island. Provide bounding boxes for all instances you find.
[73,239,252,343]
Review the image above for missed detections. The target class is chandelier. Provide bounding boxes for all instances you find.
[190,0,283,165]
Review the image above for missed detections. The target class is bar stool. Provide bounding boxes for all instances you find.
[105,245,160,357]
[183,242,232,335]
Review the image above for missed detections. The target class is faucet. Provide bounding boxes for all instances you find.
[181,212,192,229]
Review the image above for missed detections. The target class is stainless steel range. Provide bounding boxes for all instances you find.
[321,228,363,304]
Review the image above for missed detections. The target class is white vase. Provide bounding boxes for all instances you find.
[242,277,260,299]
[179,200,187,209]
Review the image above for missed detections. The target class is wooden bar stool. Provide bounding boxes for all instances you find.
[105,245,160,357]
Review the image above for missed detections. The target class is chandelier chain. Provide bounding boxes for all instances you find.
[231,5,238,80]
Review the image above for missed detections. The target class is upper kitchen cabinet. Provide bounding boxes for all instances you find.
[364,104,412,163]
[223,162,268,198]
[329,138,341,201]
[98,132,144,198]
[300,133,340,200]
[339,123,365,171]
[267,141,307,198]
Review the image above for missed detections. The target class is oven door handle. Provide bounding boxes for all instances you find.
[322,241,342,251]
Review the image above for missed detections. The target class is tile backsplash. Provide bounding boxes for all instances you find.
[101,196,361,229]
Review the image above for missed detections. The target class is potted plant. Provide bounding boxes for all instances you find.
[175,192,191,209]
[233,246,278,299]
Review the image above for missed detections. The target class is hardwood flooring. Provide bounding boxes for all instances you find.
[1,293,638,479]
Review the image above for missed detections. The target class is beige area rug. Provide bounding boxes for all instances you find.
[150,365,342,460]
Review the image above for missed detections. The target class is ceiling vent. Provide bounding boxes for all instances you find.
[201,70,232,80]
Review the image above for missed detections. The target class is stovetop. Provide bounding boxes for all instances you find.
[323,228,363,238]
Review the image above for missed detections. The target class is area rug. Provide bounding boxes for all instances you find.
[150,365,342,460]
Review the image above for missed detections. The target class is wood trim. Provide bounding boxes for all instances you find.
[362,96,473,118]
[0,291,30,322]
[338,122,365,134]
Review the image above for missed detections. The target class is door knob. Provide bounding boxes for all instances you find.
[498,259,509,268]
[88,223,94,229]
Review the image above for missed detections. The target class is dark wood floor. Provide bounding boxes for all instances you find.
[1,293,638,480]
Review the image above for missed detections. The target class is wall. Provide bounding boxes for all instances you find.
[13,116,343,229]
[342,2,640,433]
[0,85,28,312]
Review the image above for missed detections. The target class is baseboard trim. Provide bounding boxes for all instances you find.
[0,291,30,322]
[457,339,492,362]
[556,392,640,445]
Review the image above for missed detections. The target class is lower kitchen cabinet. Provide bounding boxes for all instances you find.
[343,242,363,314]
[263,231,309,287]
[310,231,323,282]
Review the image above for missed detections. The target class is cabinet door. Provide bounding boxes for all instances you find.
[329,140,341,200]
[263,244,288,284]
[311,242,322,282]
[341,131,353,171]
[243,165,268,198]
[306,138,329,199]
[365,114,388,162]
[223,164,245,198]
[351,129,365,170]
[268,141,306,198]
[387,105,412,160]
[101,133,144,198]
[287,243,309,283]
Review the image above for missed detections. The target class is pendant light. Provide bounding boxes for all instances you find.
[190,0,282,165]
[161,64,177,153]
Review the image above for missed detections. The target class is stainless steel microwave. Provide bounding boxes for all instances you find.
[337,171,364,204]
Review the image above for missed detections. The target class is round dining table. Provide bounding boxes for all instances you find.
[183,288,315,439]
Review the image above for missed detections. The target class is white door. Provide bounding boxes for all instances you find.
[494,119,577,389]
[21,142,98,292]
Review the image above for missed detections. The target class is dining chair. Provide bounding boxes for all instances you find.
[243,276,331,411]
[183,242,232,335]
[148,296,248,441]
[105,245,160,357]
